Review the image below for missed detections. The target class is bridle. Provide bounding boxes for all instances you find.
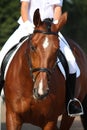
[26,19,59,82]
[34,29,58,36]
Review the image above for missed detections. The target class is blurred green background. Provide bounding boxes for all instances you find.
[0,0,87,52]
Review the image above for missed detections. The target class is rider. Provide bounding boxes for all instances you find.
[0,0,83,116]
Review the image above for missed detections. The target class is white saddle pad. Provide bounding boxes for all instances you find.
[4,37,29,79]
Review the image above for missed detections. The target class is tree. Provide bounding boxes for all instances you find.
[63,0,87,52]
[0,0,20,48]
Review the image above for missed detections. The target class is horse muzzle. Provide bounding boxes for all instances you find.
[33,86,49,100]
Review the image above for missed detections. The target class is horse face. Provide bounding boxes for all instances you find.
[30,33,59,100]
[29,9,67,100]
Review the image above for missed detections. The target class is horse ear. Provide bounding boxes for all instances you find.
[55,12,68,31]
[33,9,42,27]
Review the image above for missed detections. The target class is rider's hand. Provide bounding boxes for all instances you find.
[53,20,59,24]
[23,20,35,34]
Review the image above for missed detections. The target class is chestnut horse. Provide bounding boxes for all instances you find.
[3,9,87,130]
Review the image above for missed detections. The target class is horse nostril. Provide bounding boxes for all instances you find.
[46,87,49,93]
[33,87,38,96]
[33,87,42,100]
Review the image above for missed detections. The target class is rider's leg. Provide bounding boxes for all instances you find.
[0,25,29,94]
[0,25,29,69]
[59,32,83,116]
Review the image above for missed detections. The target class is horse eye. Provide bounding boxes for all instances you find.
[30,45,36,51]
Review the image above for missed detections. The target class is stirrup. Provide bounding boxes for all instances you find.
[67,98,84,117]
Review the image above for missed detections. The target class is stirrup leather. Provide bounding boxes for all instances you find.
[67,98,84,117]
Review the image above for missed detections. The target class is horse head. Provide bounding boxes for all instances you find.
[28,9,67,100]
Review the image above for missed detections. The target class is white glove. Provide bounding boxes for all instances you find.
[53,20,59,24]
[22,20,35,34]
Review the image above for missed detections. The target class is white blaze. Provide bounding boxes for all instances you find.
[38,37,49,95]
[43,37,49,49]
[38,79,44,95]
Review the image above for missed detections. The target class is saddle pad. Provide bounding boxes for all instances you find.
[4,37,29,79]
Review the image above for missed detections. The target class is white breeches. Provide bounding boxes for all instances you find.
[0,26,80,77]
[59,32,80,77]
[0,25,28,68]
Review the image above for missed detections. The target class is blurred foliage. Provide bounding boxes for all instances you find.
[0,0,20,47]
[62,0,87,52]
[0,0,87,52]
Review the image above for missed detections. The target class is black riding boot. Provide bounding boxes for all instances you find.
[66,73,83,117]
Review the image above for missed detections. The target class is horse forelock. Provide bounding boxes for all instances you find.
[43,18,53,32]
